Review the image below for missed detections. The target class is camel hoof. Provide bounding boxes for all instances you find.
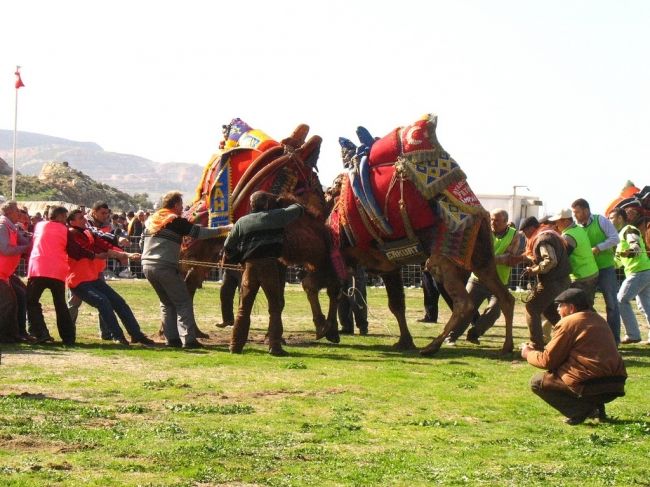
[420,341,442,356]
[500,341,515,356]
[325,328,340,344]
[315,321,331,341]
[392,338,417,351]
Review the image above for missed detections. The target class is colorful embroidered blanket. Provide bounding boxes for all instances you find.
[334,114,487,269]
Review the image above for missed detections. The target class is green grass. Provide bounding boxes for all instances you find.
[1,280,649,486]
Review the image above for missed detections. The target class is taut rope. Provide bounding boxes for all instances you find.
[179,259,243,272]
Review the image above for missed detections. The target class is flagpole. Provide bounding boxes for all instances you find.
[11,76,19,200]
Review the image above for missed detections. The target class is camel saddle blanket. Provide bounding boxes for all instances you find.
[336,114,486,269]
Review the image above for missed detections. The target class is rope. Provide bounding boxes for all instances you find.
[179,259,243,272]
[344,275,394,337]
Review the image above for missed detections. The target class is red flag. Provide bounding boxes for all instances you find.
[15,68,25,89]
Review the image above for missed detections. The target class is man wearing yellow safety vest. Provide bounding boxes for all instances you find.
[608,208,650,345]
[446,209,523,345]
[571,198,621,344]
[548,208,599,305]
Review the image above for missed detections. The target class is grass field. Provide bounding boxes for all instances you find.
[1,280,649,486]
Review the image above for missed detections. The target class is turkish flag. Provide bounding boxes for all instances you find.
[15,69,25,89]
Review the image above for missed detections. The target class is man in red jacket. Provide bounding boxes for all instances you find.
[66,209,153,346]
[0,201,32,343]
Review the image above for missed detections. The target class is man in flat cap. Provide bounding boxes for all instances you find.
[522,288,627,425]
[516,216,571,350]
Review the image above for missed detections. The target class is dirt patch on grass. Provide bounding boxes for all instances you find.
[0,435,70,453]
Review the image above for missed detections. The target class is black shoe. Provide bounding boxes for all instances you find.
[229,345,244,354]
[358,328,368,336]
[564,410,595,426]
[466,329,481,345]
[113,337,130,346]
[35,335,55,344]
[339,328,354,335]
[182,340,204,349]
[166,338,182,348]
[417,317,437,323]
[132,335,156,346]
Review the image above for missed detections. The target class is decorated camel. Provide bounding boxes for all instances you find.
[323,114,515,355]
[178,119,343,343]
[605,181,650,251]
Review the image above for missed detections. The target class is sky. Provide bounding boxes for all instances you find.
[2,0,648,215]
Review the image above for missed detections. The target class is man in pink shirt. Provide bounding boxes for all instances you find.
[27,206,98,345]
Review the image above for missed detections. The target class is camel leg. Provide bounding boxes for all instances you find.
[472,263,515,355]
[381,270,417,351]
[420,259,475,356]
[301,272,338,343]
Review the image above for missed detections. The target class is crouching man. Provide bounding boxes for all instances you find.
[521,288,626,425]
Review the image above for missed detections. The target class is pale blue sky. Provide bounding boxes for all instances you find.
[2,0,648,214]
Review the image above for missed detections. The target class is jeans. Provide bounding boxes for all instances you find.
[27,276,75,343]
[68,274,111,339]
[71,279,144,341]
[143,265,199,345]
[597,266,622,343]
[617,269,650,341]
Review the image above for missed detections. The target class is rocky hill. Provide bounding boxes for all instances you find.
[0,161,151,210]
[0,129,205,200]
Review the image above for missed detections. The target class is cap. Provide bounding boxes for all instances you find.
[554,288,591,309]
[548,208,573,222]
[518,216,539,231]
[617,197,641,210]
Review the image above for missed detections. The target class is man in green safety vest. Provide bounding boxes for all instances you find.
[608,208,650,345]
[571,198,621,344]
[446,208,523,345]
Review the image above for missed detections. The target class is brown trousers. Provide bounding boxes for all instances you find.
[525,276,570,350]
[531,372,622,419]
[230,258,285,351]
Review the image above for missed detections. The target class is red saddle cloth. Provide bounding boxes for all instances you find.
[337,165,435,250]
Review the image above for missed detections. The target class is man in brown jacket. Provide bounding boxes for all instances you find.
[521,288,627,425]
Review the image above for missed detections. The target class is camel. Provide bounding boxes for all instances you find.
[177,120,342,343]
[321,114,515,355]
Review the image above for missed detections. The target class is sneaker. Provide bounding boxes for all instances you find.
[118,269,134,279]
[113,337,130,346]
[182,340,204,349]
[621,336,641,344]
[215,321,234,328]
[132,335,156,346]
[444,337,456,347]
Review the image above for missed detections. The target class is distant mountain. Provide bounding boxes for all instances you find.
[0,129,206,201]
[0,161,151,210]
